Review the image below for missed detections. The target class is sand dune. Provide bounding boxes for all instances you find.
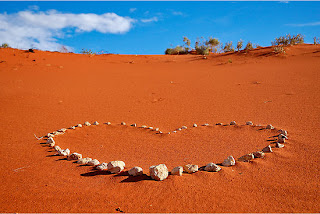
[0,44,319,212]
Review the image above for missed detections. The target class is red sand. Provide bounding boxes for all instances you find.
[0,44,319,213]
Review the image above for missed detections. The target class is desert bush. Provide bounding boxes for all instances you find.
[244,41,253,51]
[1,43,9,48]
[165,46,187,55]
[314,37,319,45]
[237,40,243,51]
[272,34,304,46]
[206,37,220,53]
[183,37,191,52]
[223,41,234,53]
[195,45,210,55]
[273,46,286,54]
[81,49,95,55]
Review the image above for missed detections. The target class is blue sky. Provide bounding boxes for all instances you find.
[0,1,319,54]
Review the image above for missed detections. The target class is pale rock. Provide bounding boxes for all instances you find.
[106,122,111,125]
[173,131,177,133]
[84,121,91,126]
[193,124,198,127]
[93,121,99,125]
[67,152,82,161]
[149,164,169,181]
[46,133,55,138]
[246,121,253,125]
[238,153,255,162]
[204,163,221,172]
[253,151,265,158]
[279,129,288,136]
[96,163,108,171]
[222,156,236,167]
[87,159,100,166]
[183,164,198,173]
[128,167,143,176]
[54,145,61,152]
[121,122,126,125]
[131,123,137,127]
[159,131,163,134]
[266,124,274,129]
[70,126,76,130]
[278,134,288,143]
[49,141,55,147]
[230,121,237,125]
[181,126,187,129]
[216,123,223,125]
[148,127,153,129]
[154,128,160,131]
[262,145,273,153]
[46,137,55,144]
[58,128,67,132]
[276,143,285,148]
[171,166,183,176]
[58,148,70,156]
[177,128,182,131]
[107,161,125,174]
[76,124,83,128]
[77,157,92,164]
[203,123,210,126]
[141,125,147,128]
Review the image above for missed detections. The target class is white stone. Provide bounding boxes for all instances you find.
[87,159,100,166]
[96,163,108,171]
[93,121,99,125]
[76,124,82,128]
[278,134,288,143]
[46,137,55,144]
[173,131,177,133]
[279,129,288,136]
[54,145,61,152]
[148,127,153,129]
[154,128,159,131]
[253,151,265,158]
[262,145,273,153]
[106,122,111,125]
[246,121,253,125]
[67,152,82,161]
[181,126,187,129]
[230,121,237,125]
[149,164,168,181]
[77,157,92,164]
[204,163,221,172]
[58,148,70,156]
[121,122,126,125]
[216,123,223,125]
[131,123,137,127]
[276,143,285,148]
[193,124,198,127]
[266,124,274,129]
[183,164,198,174]
[159,131,163,134]
[238,153,254,162]
[84,121,91,126]
[222,156,236,167]
[203,123,209,126]
[58,128,67,132]
[69,126,76,130]
[107,161,125,174]
[49,141,55,147]
[171,166,183,176]
[46,133,55,138]
[141,125,147,128]
[128,167,143,176]
[177,128,182,131]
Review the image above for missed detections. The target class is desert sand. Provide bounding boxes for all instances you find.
[0,44,319,213]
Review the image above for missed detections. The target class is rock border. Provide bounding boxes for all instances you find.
[38,121,288,181]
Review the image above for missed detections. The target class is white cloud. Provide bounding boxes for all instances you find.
[286,21,320,27]
[129,8,137,13]
[172,11,183,16]
[0,10,135,51]
[140,17,158,23]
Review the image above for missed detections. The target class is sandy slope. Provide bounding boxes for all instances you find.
[0,44,319,213]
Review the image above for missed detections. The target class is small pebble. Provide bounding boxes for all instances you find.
[77,157,92,164]
[253,151,265,158]
[203,123,209,126]
[193,124,198,127]
[84,121,91,126]
[230,121,237,125]
[87,159,100,166]
[106,122,111,125]
[131,123,137,127]
[181,126,187,129]
[216,123,223,125]
[69,126,76,130]
[121,122,126,125]
[154,128,159,131]
[141,125,147,128]
[76,124,82,128]
[96,163,108,171]
[148,127,153,129]
[93,121,99,125]
[183,164,198,174]
[128,167,143,176]
[262,145,273,153]
[276,143,285,148]
[204,163,221,172]
[266,124,274,129]
[246,121,253,125]
[222,156,236,167]
[171,166,183,176]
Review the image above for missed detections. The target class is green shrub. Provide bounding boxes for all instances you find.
[313,37,319,45]
[237,40,243,51]
[273,46,286,54]
[81,49,94,55]
[195,45,210,55]
[165,46,187,55]
[272,34,304,46]
[205,37,220,53]
[223,41,234,53]
[183,37,191,52]
[1,43,9,48]
[244,41,253,51]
